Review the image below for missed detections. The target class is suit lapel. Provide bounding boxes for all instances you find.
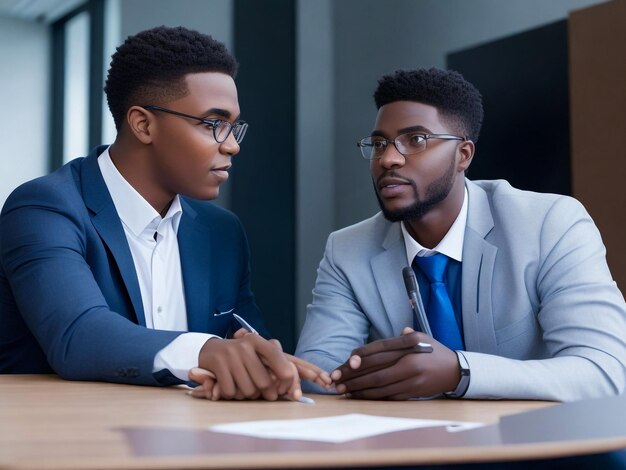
[461,180,498,354]
[81,148,146,325]
[371,222,415,337]
[177,200,212,333]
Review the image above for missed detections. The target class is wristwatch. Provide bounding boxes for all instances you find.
[444,351,470,398]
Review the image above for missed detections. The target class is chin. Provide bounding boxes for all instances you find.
[187,188,220,201]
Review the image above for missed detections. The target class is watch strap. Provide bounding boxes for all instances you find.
[445,350,470,398]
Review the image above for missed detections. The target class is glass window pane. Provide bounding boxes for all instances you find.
[63,11,90,163]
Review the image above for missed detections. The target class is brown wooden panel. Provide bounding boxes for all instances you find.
[570,0,626,290]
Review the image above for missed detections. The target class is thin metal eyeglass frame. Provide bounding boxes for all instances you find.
[143,105,248,143]
[357,133,468,160]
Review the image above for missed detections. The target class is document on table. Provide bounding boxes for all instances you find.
[209,413,484,443]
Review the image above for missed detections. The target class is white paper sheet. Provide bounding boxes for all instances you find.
[209,413,483,443]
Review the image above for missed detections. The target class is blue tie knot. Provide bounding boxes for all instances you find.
[413,253,448,284]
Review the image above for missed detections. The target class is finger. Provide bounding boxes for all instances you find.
[233,327,251,339]
[341,356,422,393]
[209,358,237,398]
[228,352,264,398]
[270,338,283,352]
[335,350,411,384]
[260,384,279,401]
[283,362,303,402]
[248,336,294,395]
[212,382,221,401]
[402,326,415,335]
[235,388,260,400]
[352,331,426,357]
[189,377,216,399]
[260,370,279,401]
[384,391,421,401]
[240,350,276,398]
[349,355,361,369]
[286,354,332,386]
[353,349,413,372]
[188,367,217,383]
[332,354,367,385]
[348,377,423,400]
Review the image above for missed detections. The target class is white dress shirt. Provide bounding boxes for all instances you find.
[401,187,468,263]
[98,148,212,381]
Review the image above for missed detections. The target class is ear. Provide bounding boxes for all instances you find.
[126,106,154,144]
[456,140,475,172]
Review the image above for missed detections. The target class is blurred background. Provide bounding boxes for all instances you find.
[0,0,623,352]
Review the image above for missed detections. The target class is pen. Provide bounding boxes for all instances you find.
[233,313,259,334]
[232,313,315,404]
[414,342,434,353]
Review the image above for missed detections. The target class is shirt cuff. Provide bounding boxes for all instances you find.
[153,332,218,381]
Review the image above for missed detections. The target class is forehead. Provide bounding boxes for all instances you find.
[173,72,240,115]
[374,101,444,134]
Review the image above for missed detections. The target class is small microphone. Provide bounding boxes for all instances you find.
[402,267,432,337]
[402,266,419,296]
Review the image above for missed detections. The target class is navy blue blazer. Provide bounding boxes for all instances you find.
[0,146,268,385]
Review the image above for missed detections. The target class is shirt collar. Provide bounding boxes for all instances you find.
[98,147,183,237]
[401,186,468,263]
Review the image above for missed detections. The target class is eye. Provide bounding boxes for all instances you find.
[407,134,426,145]
[371,139,387,149]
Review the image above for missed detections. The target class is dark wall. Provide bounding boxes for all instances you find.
[232,0,296,351]
[447,20,570,196]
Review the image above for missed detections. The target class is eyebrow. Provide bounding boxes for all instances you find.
[370,125,433,138]
[202,108,240,120]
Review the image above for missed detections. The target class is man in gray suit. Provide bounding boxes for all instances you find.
[295,68,626,402]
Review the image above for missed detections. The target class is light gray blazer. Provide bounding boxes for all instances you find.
[296,179,626,401]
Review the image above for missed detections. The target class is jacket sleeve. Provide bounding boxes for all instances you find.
[464,196,626,401]
[0,182,183,385]
[295,233,371,393]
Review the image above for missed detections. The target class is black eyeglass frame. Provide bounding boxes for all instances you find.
[143,105,248,144]
[357,133,468,160]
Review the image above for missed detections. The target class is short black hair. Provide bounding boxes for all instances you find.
[373,68,483,142]
[104,25,238,131]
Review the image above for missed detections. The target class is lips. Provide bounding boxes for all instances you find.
[377,175,412,198]
[210,164,231,182]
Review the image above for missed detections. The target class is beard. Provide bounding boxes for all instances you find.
[374,156,456,222]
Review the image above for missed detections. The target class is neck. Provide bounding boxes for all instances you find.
[108,138,175,215]
[404,178,465,249]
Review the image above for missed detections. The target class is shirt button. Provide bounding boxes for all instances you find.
[157,306,163,314]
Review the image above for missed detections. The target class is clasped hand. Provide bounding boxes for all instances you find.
[331,327,461,400]
[188,328,332,401]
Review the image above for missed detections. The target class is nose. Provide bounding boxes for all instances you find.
[219,131,241,157]
[377,142,405,169]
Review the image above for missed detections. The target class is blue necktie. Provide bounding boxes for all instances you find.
[413,253,464,350]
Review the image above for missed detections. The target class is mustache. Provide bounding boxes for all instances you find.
[375,171,414,187]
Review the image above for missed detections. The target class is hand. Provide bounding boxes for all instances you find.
[331,327,461,400]
[233,329,332,391]
[234,329,333,392]
[191,329,330,401]
[189,362,303,401]
[197,330,295,400]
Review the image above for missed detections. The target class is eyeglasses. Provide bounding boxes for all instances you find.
[143,105,248,144]
[357,132,467,160]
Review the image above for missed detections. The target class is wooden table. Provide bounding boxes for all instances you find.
[1,375,625,469]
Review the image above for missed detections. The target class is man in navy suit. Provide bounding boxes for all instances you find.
[0,26,327,400]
